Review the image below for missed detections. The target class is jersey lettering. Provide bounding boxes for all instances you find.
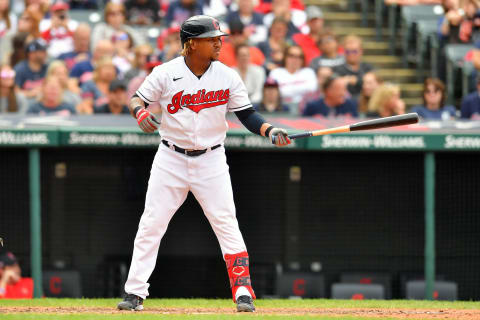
[167,89,230,114]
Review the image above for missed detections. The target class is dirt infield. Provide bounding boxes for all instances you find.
[2,306,480,319]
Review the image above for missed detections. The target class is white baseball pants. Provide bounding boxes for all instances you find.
[124,143,247,299]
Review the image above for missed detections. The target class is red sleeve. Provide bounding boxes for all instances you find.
[249,47,265,66]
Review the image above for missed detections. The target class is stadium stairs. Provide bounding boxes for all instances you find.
[306,0,423,108]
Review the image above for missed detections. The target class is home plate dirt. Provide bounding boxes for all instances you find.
[1,307,480,319]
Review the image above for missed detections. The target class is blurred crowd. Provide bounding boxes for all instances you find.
[0,0,479,119]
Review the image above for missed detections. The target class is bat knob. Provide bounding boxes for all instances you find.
[271,136,276,145]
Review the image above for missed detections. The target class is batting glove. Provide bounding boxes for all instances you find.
[269,127,291,147]
[136,108,159,133]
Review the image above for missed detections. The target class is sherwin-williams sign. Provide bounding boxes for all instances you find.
[0,128,480,151]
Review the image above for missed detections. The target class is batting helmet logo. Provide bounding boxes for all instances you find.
[212,19,220,30]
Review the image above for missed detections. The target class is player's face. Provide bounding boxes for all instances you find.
[195,37,222,61]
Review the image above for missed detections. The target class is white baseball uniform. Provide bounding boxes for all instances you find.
[124,56,253,300]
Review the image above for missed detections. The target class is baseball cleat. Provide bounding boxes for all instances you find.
[117,293,144,311]
[236,295,255,312]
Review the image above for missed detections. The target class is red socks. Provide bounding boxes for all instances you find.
[224,251,256,301]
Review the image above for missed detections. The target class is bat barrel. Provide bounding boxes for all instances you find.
[350,113,419,132]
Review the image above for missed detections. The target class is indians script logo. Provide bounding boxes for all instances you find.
[167,89,229,114]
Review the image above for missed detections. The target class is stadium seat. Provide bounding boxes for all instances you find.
[416,20,439,81]
[43,270,82,298]
[331,283,385,300]
[339,272,392,299]
[69,10,102,27]
[400,5,441,68]
[406,280,457,301]
[462,61,475,97]
[445,44,475,105]
[275,272,325,298]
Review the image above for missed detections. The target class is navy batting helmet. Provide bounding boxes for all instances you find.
[180,15,228,48]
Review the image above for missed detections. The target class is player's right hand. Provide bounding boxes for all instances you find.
[136,108,159,133]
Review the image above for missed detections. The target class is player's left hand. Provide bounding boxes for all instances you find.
[136,108,159,133]
[270,127,291,147]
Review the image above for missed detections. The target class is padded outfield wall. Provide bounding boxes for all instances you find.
[0,115,479,300]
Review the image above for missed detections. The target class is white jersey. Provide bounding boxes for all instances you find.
[136,57,251,149]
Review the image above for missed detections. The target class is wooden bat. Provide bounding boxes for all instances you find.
[286,113,419,140]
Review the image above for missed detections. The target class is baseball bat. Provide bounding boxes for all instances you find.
[272,113,419,143]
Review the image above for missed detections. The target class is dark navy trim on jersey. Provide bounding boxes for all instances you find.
[230,103,253,111]
[136,90,154,103]
[235,107,267,135]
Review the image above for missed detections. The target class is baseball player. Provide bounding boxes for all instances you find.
[117,15,290,312]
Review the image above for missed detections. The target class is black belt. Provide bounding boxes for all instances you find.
[162,140,221,157]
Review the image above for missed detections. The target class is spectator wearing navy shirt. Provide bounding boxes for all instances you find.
[27,76,76,115]
[70,39,114,86]
[14,38,48,100]
[58,23,91,70]
[226,0,266,45]
[95,80,130,114]
[411,78,457,120]
[164,0,203,27]
[303,74,358,117]
[461,72,480,118]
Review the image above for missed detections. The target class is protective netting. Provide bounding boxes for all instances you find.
[0,149,478,299]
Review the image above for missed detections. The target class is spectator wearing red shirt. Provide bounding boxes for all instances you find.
[292,6,324,65]
[218,19,265,67]
[41,1,78,58]
[0,252,32,299]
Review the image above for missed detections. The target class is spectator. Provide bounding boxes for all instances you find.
[58,23,91,70]
[263,0,306,37]
[292,6,324,65]
[334,35,373,98]
[127,53,162,113]
[459,0,480,42]
[358,71,383,116]
[385,0,441,4]
[226,0,267,45]
[125,0,161,25]
[258,18,291,69]
[40,1,78,58]
[234,44,266,104]
[9,32,28,67]
[0,0,17,63]
[78,57,117,114]
[411,78,456,119]
[70,39,115,86]
[91,2,145,49]
[218,19,265,67]
[0,64,28,113]
[367,83,405,117]
[269,45,317,113]
[95,79,130,114]
[112,31,134,78]
[14,38,48,100]
[298,66,333,114]
[17,5,42,41]
[439,0,463,44]
[460,72,480,118]
[46,60,81,108]
[303,74,358,117]
[164,0,203,27]
[27,76,76,115]
[123,43,153,83]
[0,252,30,299]
[253,77,290,112]
[309,31,345,71]
[158,26,182,62]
